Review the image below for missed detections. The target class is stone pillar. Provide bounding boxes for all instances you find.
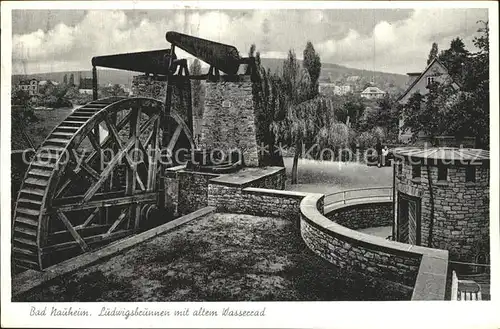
[201,80,260,167]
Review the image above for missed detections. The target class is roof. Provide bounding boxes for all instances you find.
[92,49,176,75]
[393,147,489,165]
[397,58,460,102]
[361,86,385,94]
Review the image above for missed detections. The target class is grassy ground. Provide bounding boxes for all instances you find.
[17,107,75,149]
[16,213,412,302]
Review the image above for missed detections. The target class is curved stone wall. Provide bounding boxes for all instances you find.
[300,194,449,299]
[325,201,392,230]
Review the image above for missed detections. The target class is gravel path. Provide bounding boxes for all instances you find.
[18,213,411,302]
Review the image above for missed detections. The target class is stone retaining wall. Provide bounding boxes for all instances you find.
[300,194,449,296]
[208,186,308,225]
[325,202,392,230]
[177,170,220,215]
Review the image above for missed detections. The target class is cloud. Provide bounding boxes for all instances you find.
[12,8,488,75]
[316,8,488,73]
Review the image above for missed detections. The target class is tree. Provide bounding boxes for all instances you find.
[427,42,439,65]
[272,97,338,183]
[340,94,365,129]
[461,20,489,148]
[63,74,68,85]
[303,41,321,98]
[189,59,203,117]
[11,88,39,149]
[69,73,75,86]
[250,44,285,166]
[438,37,469,84]
[403,21,489,149]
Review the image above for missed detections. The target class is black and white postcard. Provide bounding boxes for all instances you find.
[1,1,499,328]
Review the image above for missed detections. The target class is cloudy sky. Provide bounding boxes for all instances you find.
[12,8,488,75]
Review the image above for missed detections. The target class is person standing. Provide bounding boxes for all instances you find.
[382,145,389,167]
[375,140,383,167]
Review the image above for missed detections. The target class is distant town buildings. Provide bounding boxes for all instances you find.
[346,75,360,83]
[360,86,386,99]
[319,82,352,96]
[18,79,39,96]
[79,77,94,95]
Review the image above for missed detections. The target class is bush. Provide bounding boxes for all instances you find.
[356,131,377,149]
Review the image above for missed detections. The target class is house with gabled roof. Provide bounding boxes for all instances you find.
[360,86,386,100]
[397,58,461,143]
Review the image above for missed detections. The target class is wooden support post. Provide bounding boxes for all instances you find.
[159,45,176,211]
[182,62,194,135]
[92,66,98,101]
[56,211,89,252]
[126,106,141,229]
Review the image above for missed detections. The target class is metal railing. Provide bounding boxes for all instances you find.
[324,186,393,209]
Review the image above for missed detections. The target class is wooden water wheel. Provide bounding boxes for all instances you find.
[12,97,194,271]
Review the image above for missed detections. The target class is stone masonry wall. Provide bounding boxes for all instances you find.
[396,161,489,262]
[131,75,192,126]
[301,219,421,286]
[201,81,259,166]
[325,202,393,230]
[208,186,307,225]
[177,170,220,215]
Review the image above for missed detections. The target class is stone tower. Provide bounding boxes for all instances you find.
[200,77,260,167]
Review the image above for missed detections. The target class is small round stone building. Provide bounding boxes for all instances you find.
[392,147,490,264]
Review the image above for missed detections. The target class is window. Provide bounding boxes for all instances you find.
[438,166,448,181]
[426,76,435,86]
[465,166,476,182]
[412,165,421,179]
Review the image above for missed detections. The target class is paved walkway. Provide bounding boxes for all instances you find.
[357,225,392,239]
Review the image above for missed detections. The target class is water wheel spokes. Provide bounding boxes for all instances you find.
[12,97,193,271]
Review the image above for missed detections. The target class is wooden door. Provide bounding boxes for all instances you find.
[408,200,418,244]
[397,193,421,245]
[398,199,409,243]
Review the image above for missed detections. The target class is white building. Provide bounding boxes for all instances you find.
[319,83,352,96]
[360,86,386,100]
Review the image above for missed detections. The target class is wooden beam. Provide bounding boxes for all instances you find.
[127,106,141,230]
[167,125,183,153]
[56,211,89,252]
[81,137,137,203]
[53,190,125,207]
[147,117,161,191]
[48,192,157,214]
[87,130,101,153]
[107,209,128,234]
[76,207,101,228]
[79,160,101,181]
[105,115,146,191]
[42,229,133,254]
[48,224,111,244]
[55,111,134,199]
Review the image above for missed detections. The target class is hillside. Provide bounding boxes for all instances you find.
[259,58,408,95]
[12,69,136,87]
[12,58,408,94]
